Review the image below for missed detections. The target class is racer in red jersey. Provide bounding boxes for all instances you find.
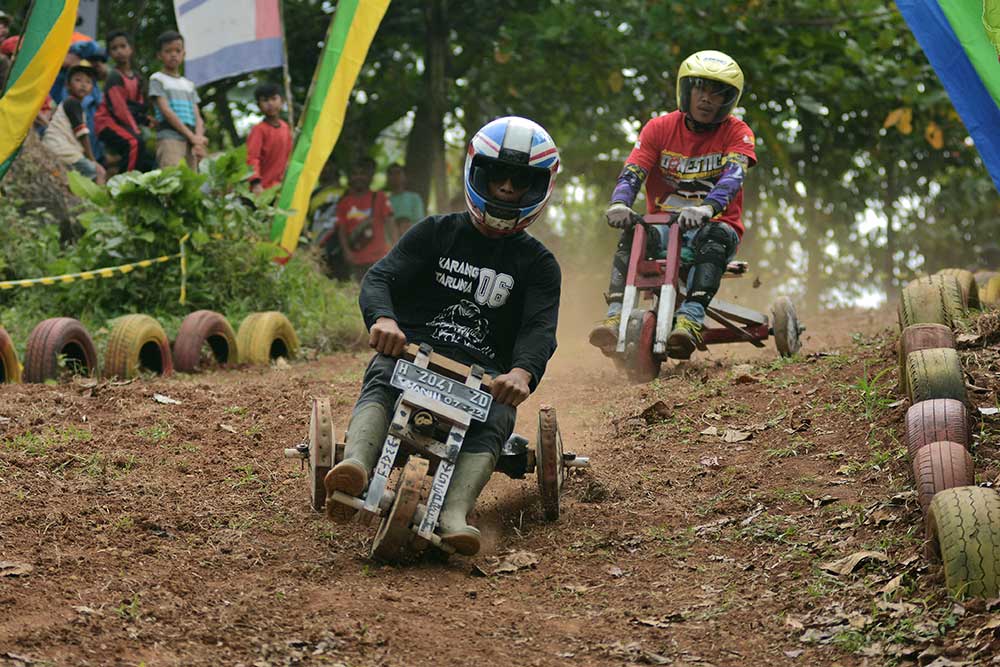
[589,50,757,360]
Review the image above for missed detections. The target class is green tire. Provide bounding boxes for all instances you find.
[899,275,968,330]
[934,268,980,309]
[905,347,967,404]
[927,486,1000,598]
[982,276,1000,309]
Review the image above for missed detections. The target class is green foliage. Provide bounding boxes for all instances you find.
[0,147,363,354]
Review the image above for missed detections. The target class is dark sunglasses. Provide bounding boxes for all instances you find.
[486,163,534,189]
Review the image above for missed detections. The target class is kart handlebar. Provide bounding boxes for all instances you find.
[639,212,679,225]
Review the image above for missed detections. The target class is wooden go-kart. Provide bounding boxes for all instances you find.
[284,343,589,561]
[615,213,803,382]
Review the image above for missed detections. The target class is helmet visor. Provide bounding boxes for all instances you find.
[679,77,740,123]
[470,155,552,212]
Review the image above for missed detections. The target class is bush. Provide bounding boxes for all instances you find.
[0,147,363,356]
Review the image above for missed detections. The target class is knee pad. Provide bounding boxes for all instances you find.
[688,225,737,307]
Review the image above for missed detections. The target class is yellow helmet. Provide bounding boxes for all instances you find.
[676,50,744,124]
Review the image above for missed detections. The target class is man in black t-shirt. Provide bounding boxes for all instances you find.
[325,116,562,557]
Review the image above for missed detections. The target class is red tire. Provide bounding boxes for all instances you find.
[905,399,969,459]
[172,310,238,373]
[627,310,660,383]
[897,323,955,395]
[23,317,99,383]
[912,441,974,515]
[0,326,21,383]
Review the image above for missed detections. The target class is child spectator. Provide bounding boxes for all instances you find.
[42,60,105,184]
[149,30,206,169]
[246,82,292,193]
[330,156,395,280]
[0,11,11,41]
[95,30,153,174]
[385,163,425,239]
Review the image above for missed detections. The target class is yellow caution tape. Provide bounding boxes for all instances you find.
[0,234,191,304]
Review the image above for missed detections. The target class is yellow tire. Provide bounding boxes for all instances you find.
[927,487,1000,598]
[236,311,299,365]
[982,276,1000,309]
[0,326,22,383]
[103,314,173,379]
[934,268,980,309]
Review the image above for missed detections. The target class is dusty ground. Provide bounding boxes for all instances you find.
[3,301,1000,667]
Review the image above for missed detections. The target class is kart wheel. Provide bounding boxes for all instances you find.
[0,327,22,383]
[537,405,564,522]
[905,348,967,404]
[770,296,801,357]
[103,314,173,379]
[927,486,1000,598]
[173,310,238,373]
[982,276,1000,308]
[935,268,980,309]
[912,441,973,514]
[308,397,335,513]
[626,311,660,383]
[897,323,955,396]
[236,311,299,365]
[905,399,969,459]
[899,275,967,329]
[371,457,428,562]
[23,317,98,382]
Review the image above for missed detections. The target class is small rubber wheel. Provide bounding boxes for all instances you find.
[905,399,969,459]
[982,276,1000,308]
[173,310,238,373]
[236,311,300,365]
[0,327,22,383]
[935,268,980,309]
[103,314,173,379]
[905,348,967,404]
[974,271,997,288]
[912,441,973,514]
[23,317,98,383]
[927,486,1000,598]
[897,323,955,396]
[771,296,802,357]
[899,275,967,329]
[537,404,564,522]
[371,457,428,562]
[626,311,660,383]
[309,397,335,513]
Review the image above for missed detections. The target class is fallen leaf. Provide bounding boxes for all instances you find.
[704,412,722,420]
[879,574,903,596]
[974,616,1000,637]
[72,605,100,615]
[955,332,982,345]
[152,393,181,405]
[273,357,291,370]
[219,423,238,434]
[699,426,719,437]
[0,561,32,577]
[818,550,888,576]
[699,456,721,468]
[784,649,804,658]
[979,407,1000,416]
[607,565,624,578]
[722,429,751,443]
[493,550,539,574]
[785,616,805,630]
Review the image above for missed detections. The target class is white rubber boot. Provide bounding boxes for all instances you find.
[438,452,496,556]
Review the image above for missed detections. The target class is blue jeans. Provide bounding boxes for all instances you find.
[607,223,740,327]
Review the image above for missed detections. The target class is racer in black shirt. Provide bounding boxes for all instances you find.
[325,116,562,556]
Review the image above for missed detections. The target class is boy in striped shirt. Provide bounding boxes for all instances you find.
[149,30,207,169]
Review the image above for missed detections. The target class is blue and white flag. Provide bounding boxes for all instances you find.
[173,0,284,86]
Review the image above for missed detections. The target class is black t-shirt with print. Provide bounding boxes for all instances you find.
[359,212,561,390]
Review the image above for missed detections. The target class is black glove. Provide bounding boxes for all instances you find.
[605,202,639,229]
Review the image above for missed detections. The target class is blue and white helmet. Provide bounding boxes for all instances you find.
[464,116,560,235]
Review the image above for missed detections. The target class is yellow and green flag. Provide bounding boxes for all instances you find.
[0,0,79,180]
[269,0,391,258]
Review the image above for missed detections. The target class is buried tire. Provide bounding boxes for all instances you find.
[905,399,969,459]
[899,275,967,329]
[935,268,980,309]
[912,442,973,514]
[974,271,997,288]
[982,276,1000,309]
[173,310,238,373]
[771,296,802,357]
[23,317,98,382]
[905,348,967,404]
[897,323,955,396]
[927,486,1000,598]
[104,314,173,379]
[237,312,299,365]
[0,327,21,383]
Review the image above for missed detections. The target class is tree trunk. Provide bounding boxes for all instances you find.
[803,216,823,314]
[423,0,448,210]
[213,85,241,147]
[404,102,434,204]
[882,161,898,300]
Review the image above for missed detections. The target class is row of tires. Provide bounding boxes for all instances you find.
[896,268,1000,598]
[0,310,299,383]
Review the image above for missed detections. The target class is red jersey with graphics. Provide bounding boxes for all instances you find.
[335,190,394,266]
[627,111,756,238]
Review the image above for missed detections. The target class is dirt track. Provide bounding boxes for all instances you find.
[3,304,1000,667]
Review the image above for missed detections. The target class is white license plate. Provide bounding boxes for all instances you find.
[390,359,492,422]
